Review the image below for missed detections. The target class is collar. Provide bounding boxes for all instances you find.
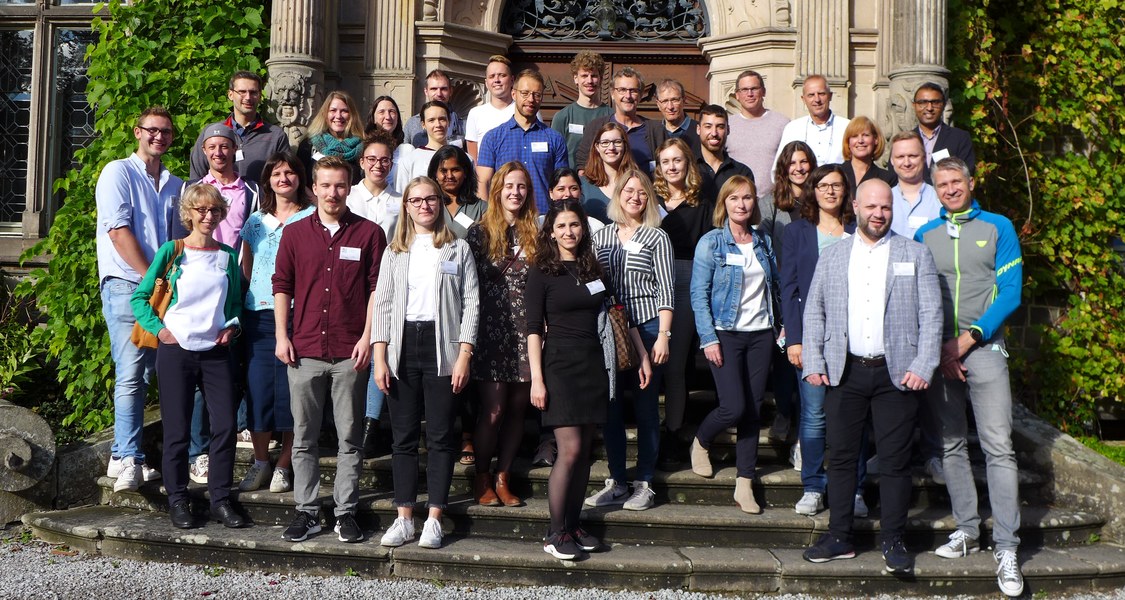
[201,172,244,189]
[128,153,171,185]
[612,114,647,132]
[918,123,943,140]
[506,115,545,132]
[226,114,264,136]
[719,221,763,249]
[311,207,356,230]
[666,116,692,135]
[940,199,981,223]
[855,229,893,250]
[809,112,836,130]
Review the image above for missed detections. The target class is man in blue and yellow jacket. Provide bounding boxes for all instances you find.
[914,156,1025,598]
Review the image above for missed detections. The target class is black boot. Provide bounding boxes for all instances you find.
[362,417,380,459]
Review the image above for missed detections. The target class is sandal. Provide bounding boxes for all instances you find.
[459,440,476,465]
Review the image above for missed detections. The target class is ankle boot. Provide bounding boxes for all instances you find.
[690,438,713,478]
[362,418,380,459]
[494,471,522,507]
[474,471,500,506]
[734,476,761,514]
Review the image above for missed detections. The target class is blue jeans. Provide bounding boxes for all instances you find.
[101,279,155,463]
[605,317,664,484]
[366,356,386,420]
[935,343,1021,551]
[799,369,868,495]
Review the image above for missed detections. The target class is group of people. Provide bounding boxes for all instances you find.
[95,52,1024,597]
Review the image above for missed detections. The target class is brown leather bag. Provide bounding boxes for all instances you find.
[606,297,639,371]
[130,240,185,349]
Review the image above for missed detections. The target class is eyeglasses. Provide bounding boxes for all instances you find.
[656,97,683,106]
[613,87,641,96]
[137,126,174,138]
[815,182,845,192]
[913,98,945,107]
[406,195,441,207]
[193,207,225,217]
[738,86,764,95]
[230,89,261,97]
[597,139,625,148]
[362,156,393,166]
[514,89,544,101]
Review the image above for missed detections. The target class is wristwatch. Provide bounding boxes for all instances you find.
[659,330,672,339]
[969,328,984,344]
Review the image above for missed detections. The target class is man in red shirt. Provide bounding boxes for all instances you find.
[273,155,387,543]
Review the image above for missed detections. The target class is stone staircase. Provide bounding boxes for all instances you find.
[22,390,1125,596]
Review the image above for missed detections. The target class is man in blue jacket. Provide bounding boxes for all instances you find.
[915,157,1024,597]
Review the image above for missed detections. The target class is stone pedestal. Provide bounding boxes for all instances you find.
[884,0,950,137]
[265,0,329,147]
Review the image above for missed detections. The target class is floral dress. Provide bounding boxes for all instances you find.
[466,223,531,382]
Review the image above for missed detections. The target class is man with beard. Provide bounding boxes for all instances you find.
[695,104,755,202]
[800,179,942,576]
[190,71,290,183]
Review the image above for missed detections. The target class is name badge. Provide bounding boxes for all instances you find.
[908,215,930,229]
[531,141,549,153]
[453,212,475,228]
[312,150,326,161]
[946,221,960,239]
[450,139,464,148]
[623,240,644,254]
[386,202,401,215]
[511,244,521,256]
[235,149,245,162]
[725,253,747,267]
[586,279,606,295]
[568,123,584,135]
[932,148,951,163]
[440,260,458,275]
[893,262,915,276]
[657,205,669,220]
[648,160,657,172]
[842,231,852,239]
[339,246,361,261]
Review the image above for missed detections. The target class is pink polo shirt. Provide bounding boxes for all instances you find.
[200,173,248,249]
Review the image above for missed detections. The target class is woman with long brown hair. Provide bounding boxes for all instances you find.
[581,122,638,224]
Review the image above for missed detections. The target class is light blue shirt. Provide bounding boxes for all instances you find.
[95,153,183,284]
[240,205,315,310]
[891,182,942,239]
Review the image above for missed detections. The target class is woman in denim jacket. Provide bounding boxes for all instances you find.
[689,175,780,514]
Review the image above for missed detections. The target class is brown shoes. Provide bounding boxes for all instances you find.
[474,471,500,506]
[494,472,522,507]
[734,476,761,514]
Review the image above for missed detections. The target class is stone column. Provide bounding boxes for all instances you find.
[885,0,950,136]
[265,0,328,147]
[794,0,849,115]
[362,0,417,115]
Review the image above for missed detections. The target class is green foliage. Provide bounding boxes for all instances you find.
[949,0,1125,434]
[15,0,269,433]
[0,272,42,399]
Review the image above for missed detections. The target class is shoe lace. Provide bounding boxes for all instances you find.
[997,551,1020,580]
[948,529,969,545]
[196,455,209,469]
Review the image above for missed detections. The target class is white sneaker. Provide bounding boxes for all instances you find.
[584,478,629,507]
[380,516,416,547]
[853,493,869,518]
[794,491,825,515]
[935,529,980,558]
[112,457,141,492]
[189,454,209,484]
[239,461,271,491]
[995,550,1024,597]
[236,430,254,448]
[418,517,443,549]
[925,457,946,485]
[269,467,293,493]
[623,481,655,511]
[790,441,802,472]
[107,457,161,481]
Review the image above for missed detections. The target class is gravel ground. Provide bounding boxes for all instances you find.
[3,526,1125,600]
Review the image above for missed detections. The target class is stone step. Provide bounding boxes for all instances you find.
[96,476,1098,551]
[24,505,1125,596]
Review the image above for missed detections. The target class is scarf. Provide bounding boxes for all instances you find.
[310,133,363,162]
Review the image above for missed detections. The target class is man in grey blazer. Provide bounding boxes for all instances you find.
[799,179,943,575]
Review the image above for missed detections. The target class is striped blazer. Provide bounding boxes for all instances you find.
[371,238,480,378]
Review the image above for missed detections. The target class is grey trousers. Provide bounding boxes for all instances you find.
[934,342,1021,551]
[288,357,366,517]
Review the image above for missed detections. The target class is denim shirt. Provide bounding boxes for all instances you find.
[690,221,780,348]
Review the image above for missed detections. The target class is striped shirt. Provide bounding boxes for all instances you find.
[592,224,675,326]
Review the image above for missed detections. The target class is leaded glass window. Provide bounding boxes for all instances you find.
[51,28,97,212]
[0,29,34,227]
[501,0,707,42]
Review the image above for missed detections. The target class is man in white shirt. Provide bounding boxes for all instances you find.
[889,131,942,239]
[465,55,515,161]
[347,129,401,238]
[726,70,789,197]
[775,75,850,171]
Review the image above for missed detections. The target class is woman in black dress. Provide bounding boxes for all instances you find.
[527,199,648,560]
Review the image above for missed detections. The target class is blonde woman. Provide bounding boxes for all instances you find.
[299,90,365,184]
[372,176,480,550]
[466,161,539,507]
[840,116,897,196]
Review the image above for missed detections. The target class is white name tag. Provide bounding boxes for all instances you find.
[842,231,852,239]
[657,205,669,220]
[568,123,584,135]
[908,215,930,229]
[623,240,644,254]
[450,139,464,148]
[725,253,747,267]
[235,149,245,162]
[453,212,475,228]
[339,246,361,261]
[946,221,960,239]
[932,148,951,163]
[511,245,521,256]
[531,141,549,153]
[312,150,326,161]
[586,279,606,295]
[440,260,458,275]
[648,160,657,172]
[893,262,915,276]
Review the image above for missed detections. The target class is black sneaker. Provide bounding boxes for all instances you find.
[803,533,856,563]
[571,526,601,552]
[883,537,914,574]
[283,510,321,542]
[334,512,365,543]
[543,530,580,560]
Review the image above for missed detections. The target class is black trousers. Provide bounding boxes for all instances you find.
[157,342,237,507]
[388,321,459,510]
[824,358,919,544]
